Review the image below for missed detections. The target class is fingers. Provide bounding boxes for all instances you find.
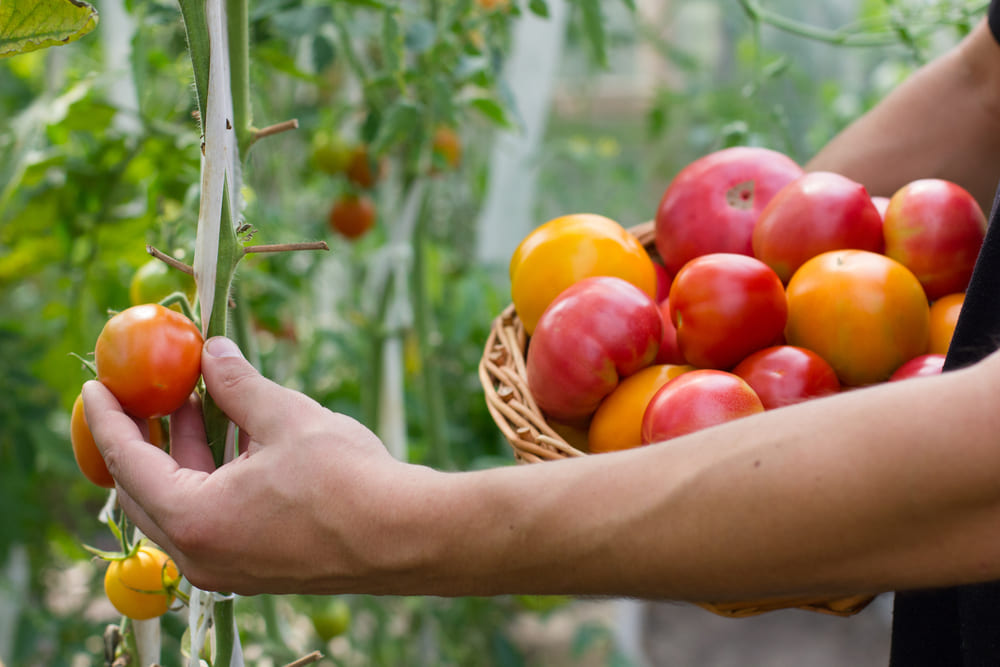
[81,381,190,523]
[170,394,216,473]
[201,336,325,443]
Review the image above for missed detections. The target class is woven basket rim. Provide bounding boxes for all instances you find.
[477,221,875,618]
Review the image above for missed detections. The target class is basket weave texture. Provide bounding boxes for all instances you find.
[477,221,876,618]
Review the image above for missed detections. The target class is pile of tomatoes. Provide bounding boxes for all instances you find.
[512,146,986,454]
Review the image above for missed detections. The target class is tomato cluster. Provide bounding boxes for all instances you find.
[516,146,985,453]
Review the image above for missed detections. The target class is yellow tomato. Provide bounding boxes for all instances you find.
[104,545,180,620]
[588,364,693,453]
[510,214,657,335]
[928,292,964,355]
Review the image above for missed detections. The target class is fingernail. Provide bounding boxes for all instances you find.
[205,336,244,359]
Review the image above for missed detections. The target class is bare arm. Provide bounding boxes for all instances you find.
[85,338,1000,601]
[807,18,1000,214]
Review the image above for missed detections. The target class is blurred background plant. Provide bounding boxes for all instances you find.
[0,0,987,664]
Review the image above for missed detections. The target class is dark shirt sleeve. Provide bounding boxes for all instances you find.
[991,0,1000,45]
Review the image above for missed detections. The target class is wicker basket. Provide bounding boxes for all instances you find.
[477,221,876,618]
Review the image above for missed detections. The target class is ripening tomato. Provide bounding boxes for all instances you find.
[928,292,965,355]
[588,364,693,453]
[882,179,986,300]
[641,369,764,444]
[431,126,462,171]
[654,146,804,275]
[785,250,930,386]
[510,214,657,335]
[654,298,685,365]
[95,304,204,419]
[668,253,787,370]
[345,145,384,189]
[731,345,840,410]
[104,545,180,620]
[751,171,884,283]
[70,393,115,489]
[526,276,662,421]
[328,193,376,240]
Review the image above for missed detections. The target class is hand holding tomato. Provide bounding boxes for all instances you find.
[82,337,417,595]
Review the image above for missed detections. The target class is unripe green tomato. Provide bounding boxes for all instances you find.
[311,599,351,642]
[311,132,352,175]
[129,259,196,311]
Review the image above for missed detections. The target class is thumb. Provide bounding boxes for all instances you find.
[202,336,320,441]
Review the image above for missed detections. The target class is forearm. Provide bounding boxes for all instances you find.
[416,354,1000,601]
[807,18,1000,214]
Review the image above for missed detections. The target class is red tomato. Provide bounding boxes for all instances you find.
[731,345,840,410]
[653,262,672,302]
[526,276,662,421]
[785,250,930,386]
[882,179,986,300]
[889,353,945,381]
[654,146,804,275]
[751,171,884,283]
[654,298,685,365]
[668,253,787,370]
[641,370,764,444]
[95,304,204,419]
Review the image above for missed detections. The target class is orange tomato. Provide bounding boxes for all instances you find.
[588,364,693,453]
[785,250,929,386]
[345,145,384,189]
[928,292,964,355]
[510,214,658,335]
[70,393,115,489]
[431,126,462,171]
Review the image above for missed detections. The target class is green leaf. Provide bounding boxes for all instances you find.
[468,97,511,127]
[370,101,421,155]
[0,0,99,58]
[528,0,549,18]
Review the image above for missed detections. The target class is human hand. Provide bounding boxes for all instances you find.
[82,336,441,595]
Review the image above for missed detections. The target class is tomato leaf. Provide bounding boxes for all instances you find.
[0,0,99,58]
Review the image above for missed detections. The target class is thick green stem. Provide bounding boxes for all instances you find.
[214,598,237,666]
[227,0,253,152]
[177,0,209,121]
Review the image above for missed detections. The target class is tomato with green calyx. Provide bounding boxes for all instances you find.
[104,544,180,620]
[95,304,203,419]
[431,126,462,172]
[130,258,197,312]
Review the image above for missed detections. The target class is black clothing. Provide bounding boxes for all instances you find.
[889,6,1000,660]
